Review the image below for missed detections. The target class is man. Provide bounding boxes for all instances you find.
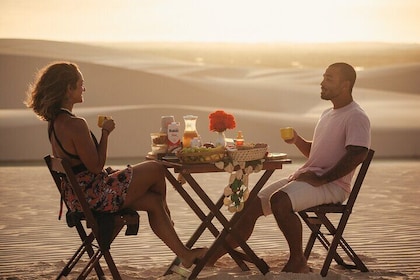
[208,62,371,273]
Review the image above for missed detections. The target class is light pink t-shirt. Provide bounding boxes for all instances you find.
[290,101,371,192]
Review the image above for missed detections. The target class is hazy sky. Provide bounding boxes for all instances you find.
[1,0,419,43]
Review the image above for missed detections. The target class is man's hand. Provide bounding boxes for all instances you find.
[295,171,326,187]
[295,146,369,187]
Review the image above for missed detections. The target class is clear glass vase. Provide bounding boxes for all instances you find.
[214,131,226,147]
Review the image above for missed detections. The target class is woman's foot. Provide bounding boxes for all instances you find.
[181,247,208,268]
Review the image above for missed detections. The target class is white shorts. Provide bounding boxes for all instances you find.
[258,178,349,215]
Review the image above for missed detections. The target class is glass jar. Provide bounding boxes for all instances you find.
[160,115,175,133]
[182,115,199,148]
[235,131,244,146]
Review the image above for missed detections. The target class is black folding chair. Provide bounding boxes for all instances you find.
[298,149,374,276]
[44,155,140,280]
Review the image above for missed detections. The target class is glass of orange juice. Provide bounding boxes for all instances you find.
[280,127,294,140]
[97,115,111,128]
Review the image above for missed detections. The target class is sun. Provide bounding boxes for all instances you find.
[1,0,419,43]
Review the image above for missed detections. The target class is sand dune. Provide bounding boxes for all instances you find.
[0,39,419,161]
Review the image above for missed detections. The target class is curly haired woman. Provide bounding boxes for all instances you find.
[25,61,206,268]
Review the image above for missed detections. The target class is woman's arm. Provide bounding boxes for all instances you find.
[97,118,115,169]
[70,117,113,174]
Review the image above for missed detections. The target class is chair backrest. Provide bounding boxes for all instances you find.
[346,149,375,211]
[44,155,99,235]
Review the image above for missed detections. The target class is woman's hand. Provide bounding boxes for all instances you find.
[102,118,115,135]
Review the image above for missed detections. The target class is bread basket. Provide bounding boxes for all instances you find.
[228,144,268,162]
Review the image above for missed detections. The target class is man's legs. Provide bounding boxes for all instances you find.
[206,178,289,266]
[270,190,310,273]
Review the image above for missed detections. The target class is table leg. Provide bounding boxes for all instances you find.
[163,169,249,276]
[183,170,275,278]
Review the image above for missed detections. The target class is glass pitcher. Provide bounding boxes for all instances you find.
[182,115,199,148]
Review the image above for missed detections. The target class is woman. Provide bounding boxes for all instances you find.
[25,61,206,268]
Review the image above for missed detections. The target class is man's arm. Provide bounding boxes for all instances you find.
[295,145,369,187]
[285,130,312,158]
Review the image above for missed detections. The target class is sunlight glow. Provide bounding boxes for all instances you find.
[0,0,419,43]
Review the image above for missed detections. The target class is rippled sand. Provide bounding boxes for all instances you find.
[0,159,419,279]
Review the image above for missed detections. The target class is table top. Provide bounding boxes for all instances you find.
[156,157,291,173]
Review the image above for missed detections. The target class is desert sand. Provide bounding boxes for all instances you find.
[0,160,419,279]
[0,39,419,161]
[0,39,419,279]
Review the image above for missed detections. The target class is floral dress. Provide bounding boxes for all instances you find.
[63,166,133,213]
[50,109,133,213]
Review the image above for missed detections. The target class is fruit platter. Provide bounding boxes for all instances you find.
[176,145,226,164]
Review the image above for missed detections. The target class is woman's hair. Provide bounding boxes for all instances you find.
[25,62,80,121]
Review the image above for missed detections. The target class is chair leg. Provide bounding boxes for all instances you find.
[57,223,105,280]
[319,213,368,276]
[75,224,127,280]
[304,220,347,273]
[301,212,368,277]
[56,239,89,279]
[75,223,106,278]
[303,224,319,259]
[78,249,103,280]
[99,224,126,280]
[103,250,122,280]
[336,236,369,272]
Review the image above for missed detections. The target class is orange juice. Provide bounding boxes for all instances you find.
[182,130,199,148]
[280,127,294,140]
[97,115,110,127]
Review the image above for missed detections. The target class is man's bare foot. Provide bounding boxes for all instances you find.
[282,258,311,273]
[181,248,208,269]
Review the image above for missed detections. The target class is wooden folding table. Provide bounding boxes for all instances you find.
[160,157,291,279]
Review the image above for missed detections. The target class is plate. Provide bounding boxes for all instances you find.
[162,155,180,162]
[266,152,287,160]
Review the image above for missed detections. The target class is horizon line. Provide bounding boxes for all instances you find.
[1,37,420,46]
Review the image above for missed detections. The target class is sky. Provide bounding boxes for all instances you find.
[1,0,419,44]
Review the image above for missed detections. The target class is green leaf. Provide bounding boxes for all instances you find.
[231,178,242,192]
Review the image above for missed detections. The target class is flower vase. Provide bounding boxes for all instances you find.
[215,131,226,147]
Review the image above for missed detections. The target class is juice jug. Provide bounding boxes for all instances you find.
[182,115,199,148]
[167,122,181,153]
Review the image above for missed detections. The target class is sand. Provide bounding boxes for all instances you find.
[0,160,419,279]
[0,39,419,279]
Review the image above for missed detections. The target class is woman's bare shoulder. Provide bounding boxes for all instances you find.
[65,115,89,130]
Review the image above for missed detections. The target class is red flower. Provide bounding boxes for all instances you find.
[209,110,236,132]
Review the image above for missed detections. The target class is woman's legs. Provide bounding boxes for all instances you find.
[206,198,264,265]
[122,161,206,267]
[124,161,171,217]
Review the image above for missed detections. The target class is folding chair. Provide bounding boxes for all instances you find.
[298,149,374,277]
[44,155,140,280]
